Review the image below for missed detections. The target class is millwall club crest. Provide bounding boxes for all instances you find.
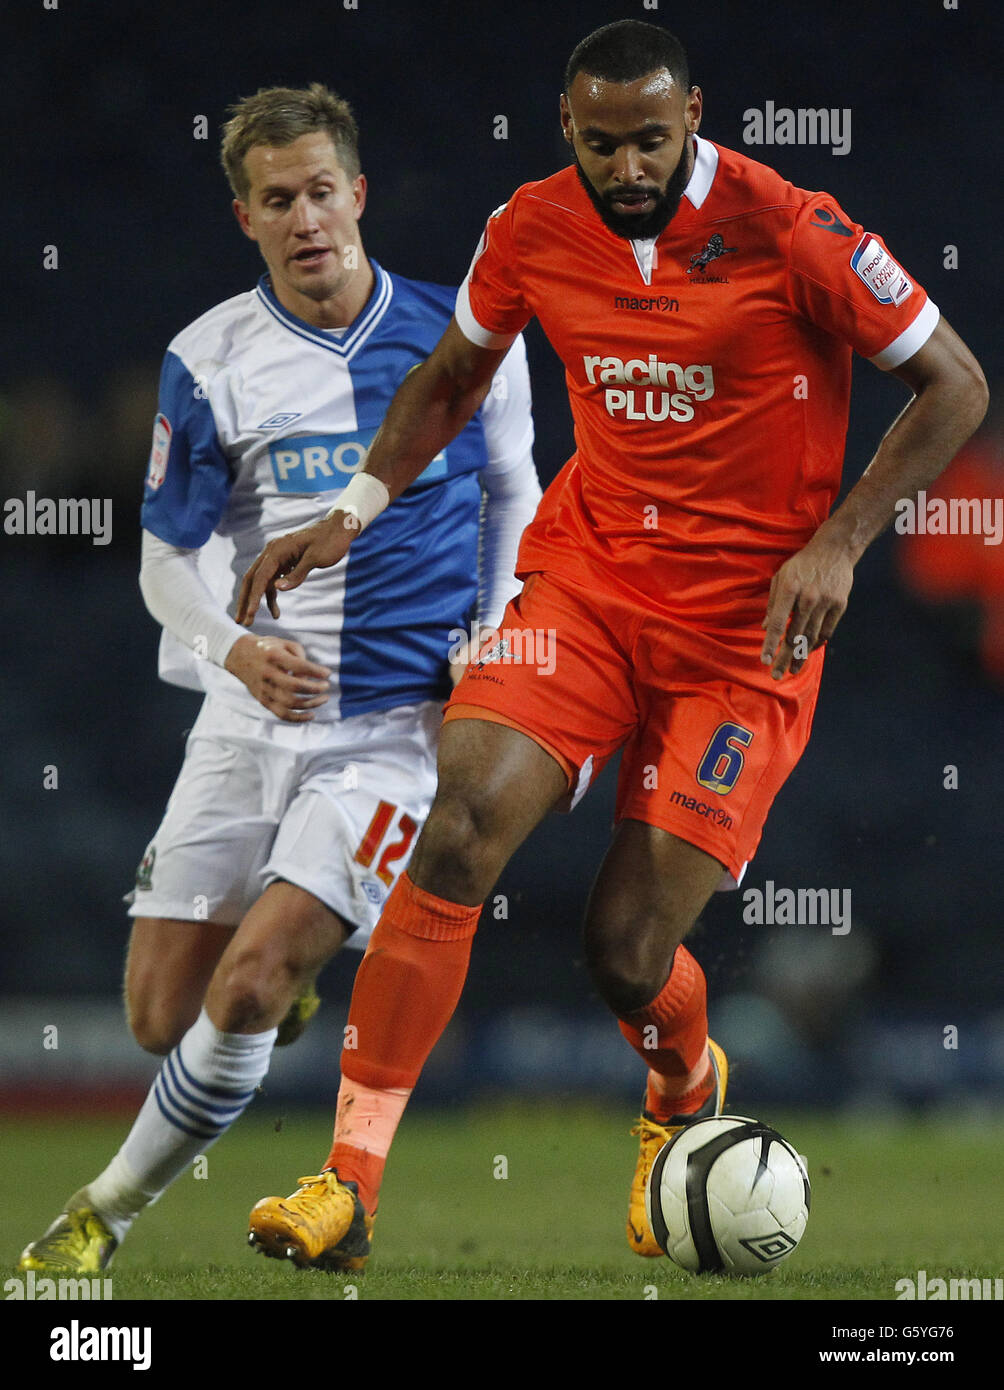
[474,636,512,668]
[134,844,156,892]
[687,234,738,277]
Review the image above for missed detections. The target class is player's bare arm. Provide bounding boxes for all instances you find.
[223,634,331,722]
[235,318,509,624]
[762,316,988,679]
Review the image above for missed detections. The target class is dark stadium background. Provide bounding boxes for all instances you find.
[1,0,1001,1117]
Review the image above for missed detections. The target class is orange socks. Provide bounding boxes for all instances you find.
[325,1079,410,1216]
[616,945,713,1121]
[326,880,711,1212]
[326,873,480,1211]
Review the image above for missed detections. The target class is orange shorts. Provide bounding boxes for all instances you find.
[444,571,823,884]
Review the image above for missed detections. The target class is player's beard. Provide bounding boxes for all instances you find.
[573,141,693,240]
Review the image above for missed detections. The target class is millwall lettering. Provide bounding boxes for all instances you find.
[583,355,715,423]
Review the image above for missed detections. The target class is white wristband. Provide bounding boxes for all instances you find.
[324,473,391,531]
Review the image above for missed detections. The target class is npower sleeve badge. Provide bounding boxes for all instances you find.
[851,235,913,306]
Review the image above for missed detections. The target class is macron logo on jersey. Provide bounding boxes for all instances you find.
[851,236,913,306]
[583,354,716,423]
[269,431,448,493]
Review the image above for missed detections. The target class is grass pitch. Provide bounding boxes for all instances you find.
[2,1101,1001,1304]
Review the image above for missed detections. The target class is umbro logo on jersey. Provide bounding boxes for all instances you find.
[809,205,854,237]
[686,234,738,276]
[258,412,302,429]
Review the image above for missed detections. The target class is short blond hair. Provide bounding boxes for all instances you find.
[221,82,360,201]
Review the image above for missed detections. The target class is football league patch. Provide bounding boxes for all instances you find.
[851,235,913,306]
[134,844,156,892]
[467,202,509,277]
[146,413,172,490]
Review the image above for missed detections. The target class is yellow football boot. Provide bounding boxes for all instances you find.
[627,1039,729,1257]
[248,1171,373,1271]
[19,1198,117,1273]
[275,980,322,1047]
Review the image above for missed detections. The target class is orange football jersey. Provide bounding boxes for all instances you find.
[456,136,938,631]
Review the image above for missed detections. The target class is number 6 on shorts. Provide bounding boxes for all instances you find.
[695,722,754,796]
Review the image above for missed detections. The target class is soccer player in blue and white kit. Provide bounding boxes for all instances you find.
[19,84,540,1275]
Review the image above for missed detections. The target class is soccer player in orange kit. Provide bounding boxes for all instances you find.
[237,20,987,1268]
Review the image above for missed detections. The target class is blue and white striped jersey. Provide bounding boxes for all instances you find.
[142,260,538,719]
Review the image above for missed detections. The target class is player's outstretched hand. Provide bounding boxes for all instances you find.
[224,635,331,722]
[761,528,855,680]
[236,515,358,623]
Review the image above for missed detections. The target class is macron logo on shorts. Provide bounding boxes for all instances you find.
[582,354,716,423]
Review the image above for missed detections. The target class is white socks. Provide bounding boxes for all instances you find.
[86,1009,276,1241]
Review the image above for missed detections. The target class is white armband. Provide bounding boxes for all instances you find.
[324,473,391,530]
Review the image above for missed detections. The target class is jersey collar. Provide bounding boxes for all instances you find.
[629,138,719,283]
[255,258,394,359]
[683,135,718,211]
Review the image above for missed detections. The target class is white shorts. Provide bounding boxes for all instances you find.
[126,695,442,949]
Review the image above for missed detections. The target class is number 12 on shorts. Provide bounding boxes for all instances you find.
[695,722,754,795]
[354,800,419,886]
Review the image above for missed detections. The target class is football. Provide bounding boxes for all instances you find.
[645,1115,810,1276]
